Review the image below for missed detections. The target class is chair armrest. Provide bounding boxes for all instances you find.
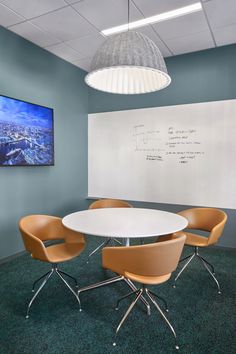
[22,232,49,262]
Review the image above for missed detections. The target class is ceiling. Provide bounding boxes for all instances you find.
[0,0,236,72]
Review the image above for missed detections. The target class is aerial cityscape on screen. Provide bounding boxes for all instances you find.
[0,95,54,166]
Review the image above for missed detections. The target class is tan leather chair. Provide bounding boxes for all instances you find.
[87,199,133,261]
[19,215,85,318]
[173,208,227,294]
[102,234,186,349]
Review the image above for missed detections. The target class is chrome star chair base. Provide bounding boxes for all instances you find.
[79,234,186,350]
[172,208,227,294]
[19,215,85,319]
[113,284,179,350]
[173,246,221,294]
[26,263,81,318]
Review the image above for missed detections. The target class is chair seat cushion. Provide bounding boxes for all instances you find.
[124,271,171,285]
[179,231,209,247]
[45,242,85,263]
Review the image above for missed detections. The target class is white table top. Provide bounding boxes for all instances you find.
[62,208,187,239]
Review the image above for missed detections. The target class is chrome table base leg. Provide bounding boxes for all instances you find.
[87,237,123,263]
[77,275,151,315]
[114,238,123,245]
[78,276,124,294]
[87,238,124,263]
[87,238,111,262]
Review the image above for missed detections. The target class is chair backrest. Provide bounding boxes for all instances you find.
[102,234,186,277]
[89,198,132,209]
[178,208,227,245]
[19,215,82,262]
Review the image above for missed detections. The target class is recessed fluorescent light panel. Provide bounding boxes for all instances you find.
[102,2,202,36]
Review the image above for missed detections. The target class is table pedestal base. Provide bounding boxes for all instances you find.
[78,275,151,315]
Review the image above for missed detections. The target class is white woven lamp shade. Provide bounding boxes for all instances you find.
[85,31,171,94]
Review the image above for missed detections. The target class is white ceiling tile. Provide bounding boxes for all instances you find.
[0,0,234,60]
[213,23,236,46]
[72,57,91,72]
[46,42,84,61]
[133,0,196,17]
[0,3,24,27]
[165,30,215,56]
[72,0,143,31]
[31,6,96,41]
[66,26,172,62]
[66,33,105,57]
[0,0,67,19]
[137,25,172,57]
[203,0,236,29]
[9,21,61,47]
[153,11,209,40]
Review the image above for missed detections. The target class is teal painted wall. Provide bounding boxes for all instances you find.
[88,44,236,248]
[1,25,235,258]
[0,26,89,260]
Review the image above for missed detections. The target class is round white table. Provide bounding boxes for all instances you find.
[62,208,187,314]
[62,208,187,246]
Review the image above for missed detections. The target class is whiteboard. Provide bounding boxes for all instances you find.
[88,100,236,209]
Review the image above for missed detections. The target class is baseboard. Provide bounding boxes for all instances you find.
[0,250,26,265]
[213,244,236,251]
[0,243,234,266]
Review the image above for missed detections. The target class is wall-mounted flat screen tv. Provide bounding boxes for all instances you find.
[0,95,54,166]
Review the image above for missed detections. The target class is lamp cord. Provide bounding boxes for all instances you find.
[128,0,130,31]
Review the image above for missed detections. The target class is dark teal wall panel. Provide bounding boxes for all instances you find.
[88,44,236,248]
[0,26,89,259]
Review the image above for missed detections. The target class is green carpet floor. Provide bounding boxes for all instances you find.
[0,237,235,354]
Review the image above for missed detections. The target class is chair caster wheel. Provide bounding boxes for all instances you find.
[115,307,119,311]
[32,290,34,293]
[173,285,176,288]
[79,308,82,312]
[25,315,29,319]
[165,308,169,312]
[113,342,116,347]
[175,345,179,350]
[218,291,222,295]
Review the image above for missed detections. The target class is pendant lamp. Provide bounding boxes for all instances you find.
[85,3,171,94]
